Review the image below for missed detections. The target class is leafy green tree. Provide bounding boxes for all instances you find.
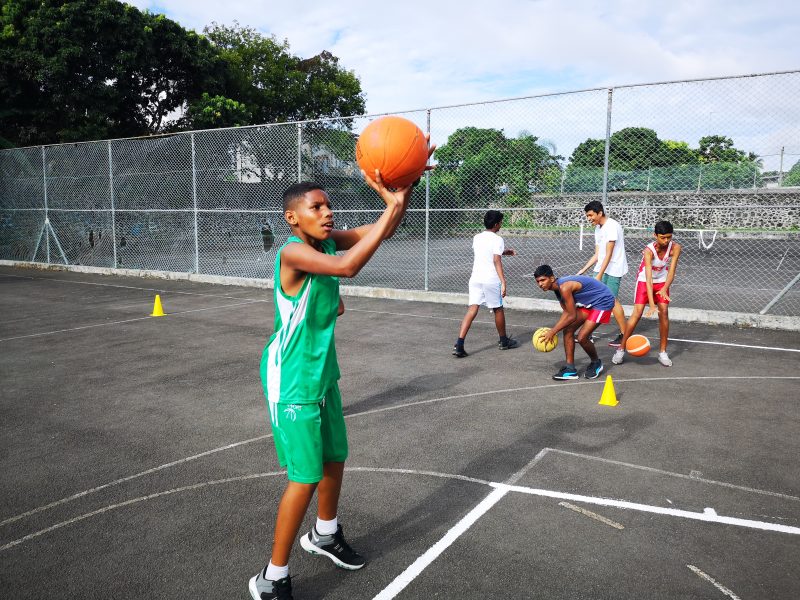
[0,0,224,145]
[203,23,365,125]
[697,135,747,163]
[198,22,365,182]
[174,93,252,130]
[781,159,800,186]
[431,127,558,207]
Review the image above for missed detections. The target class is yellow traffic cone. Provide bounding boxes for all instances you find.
[598,375,618,406]
[150,294,165,317]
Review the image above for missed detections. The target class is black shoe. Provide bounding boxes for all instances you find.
[300,525,365,570]
[608,333,624,347]
[498,337,519,350]
[453,345,468,358]
[552,365,579,380]
[585,360,604,379]
[249,572,293,600]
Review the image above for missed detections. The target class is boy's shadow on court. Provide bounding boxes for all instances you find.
[297,411,656,598]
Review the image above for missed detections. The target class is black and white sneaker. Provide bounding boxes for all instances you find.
[498,337,519,350]
[300,525,365,570]
[452,344,468,358]
[585,360,604,379]
[248,571,293,600]
[552,365,579,380]
[608,333,624,347]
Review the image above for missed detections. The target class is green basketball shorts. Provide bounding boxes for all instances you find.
[600,273,622,298]
[268,382,348,483]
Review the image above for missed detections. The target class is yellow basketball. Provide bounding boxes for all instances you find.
[532,327,558,352]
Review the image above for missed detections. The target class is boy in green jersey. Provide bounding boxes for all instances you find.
[250,147,433,600]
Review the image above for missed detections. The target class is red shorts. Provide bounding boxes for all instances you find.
[634,281,669,305]
[579,306,612,324]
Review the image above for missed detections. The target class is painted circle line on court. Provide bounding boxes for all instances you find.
[2,376,799,529]
[2,464,799,555]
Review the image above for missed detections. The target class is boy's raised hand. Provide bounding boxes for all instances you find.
[361,135,436,208]
[361,168,413,208]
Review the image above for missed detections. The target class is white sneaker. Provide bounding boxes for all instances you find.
[658,351,672,367]
[612,348,625,364]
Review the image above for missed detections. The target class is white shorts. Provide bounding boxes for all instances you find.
[468,281,503,309]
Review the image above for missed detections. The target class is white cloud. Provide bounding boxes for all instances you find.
[127,0,799,159]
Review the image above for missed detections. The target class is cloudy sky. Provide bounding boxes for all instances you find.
[129,0,800,166]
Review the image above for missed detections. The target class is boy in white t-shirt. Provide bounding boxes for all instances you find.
[577,200,628,346]
[453,210,518,357]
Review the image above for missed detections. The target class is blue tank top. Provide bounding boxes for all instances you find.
[555,275,615,310]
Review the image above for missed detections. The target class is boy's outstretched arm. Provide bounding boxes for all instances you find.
[282,172,410,279]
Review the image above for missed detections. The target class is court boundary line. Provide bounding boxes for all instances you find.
[2,376,798,528]
[2,262,798,331]
[687,565,742,599]
[3,464,798,559]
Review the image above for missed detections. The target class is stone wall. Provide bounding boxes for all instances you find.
[504,188,800,231]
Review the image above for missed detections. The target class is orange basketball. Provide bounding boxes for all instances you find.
[356,116,428,189]
[626,334,651,357]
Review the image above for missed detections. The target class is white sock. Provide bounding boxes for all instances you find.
[265,561,289,581]
[316,516,338,536]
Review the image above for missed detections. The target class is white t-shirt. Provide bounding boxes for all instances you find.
[470,230,504,284]
[593,217,628,277]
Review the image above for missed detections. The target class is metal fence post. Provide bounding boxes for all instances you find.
[601,88,613,205]
[696,163,703,192]
[107,141,117,268]
[778,146,785,186]
[424,110,431,291]
[297,123,303,183]
[41,146,50,264]
[191,133,199,274]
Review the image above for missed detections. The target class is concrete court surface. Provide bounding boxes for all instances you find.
[1,265,799,599]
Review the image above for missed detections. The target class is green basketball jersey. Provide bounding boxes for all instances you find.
[260,236,341,404]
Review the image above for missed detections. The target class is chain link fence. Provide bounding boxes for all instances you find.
[1,71,798,318]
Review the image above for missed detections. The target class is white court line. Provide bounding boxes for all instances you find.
[1,272,269,301]
[546,448,800,502]
[495,482,800,535]
[0,471,286,552]
[558,501,625,530]
[687,565,742,599]
[348,308,799,353]
[669,337,800,353]
[371,487,510,600]
[3,376,799,527]
[3,463,799,558]
[0,300,262,342]
[0,434,270,526]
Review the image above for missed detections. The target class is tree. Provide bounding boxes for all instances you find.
[173,93,252,130]
[202,23,365,125]
[430,127,559,207]
[782,159,800,187]
[697,135,747,163]
[195,22,365,182]
[0,0,224,145]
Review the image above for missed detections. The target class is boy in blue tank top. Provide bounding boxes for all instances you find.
[533,264,615,380]
[250,142,433,600]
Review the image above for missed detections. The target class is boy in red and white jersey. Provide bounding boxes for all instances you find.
[612,221,682,367]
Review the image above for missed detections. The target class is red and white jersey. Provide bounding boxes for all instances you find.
[636,241,673,283]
